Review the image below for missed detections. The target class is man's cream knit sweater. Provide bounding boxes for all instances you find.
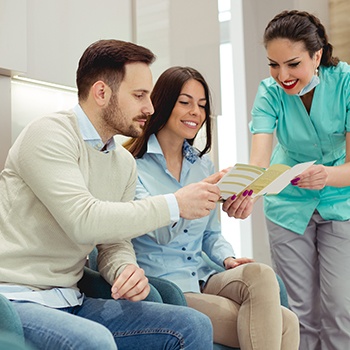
[0,111,171,290]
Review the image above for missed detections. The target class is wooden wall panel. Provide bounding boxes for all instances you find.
[329,0,350,63]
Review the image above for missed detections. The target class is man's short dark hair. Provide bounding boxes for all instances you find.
[76,39,156,100]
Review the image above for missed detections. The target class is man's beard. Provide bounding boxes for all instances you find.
[102,94,144,138]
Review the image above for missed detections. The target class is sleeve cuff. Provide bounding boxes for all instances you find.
[164,193,180,223]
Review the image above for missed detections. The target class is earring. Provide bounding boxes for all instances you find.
[315,68,319,76]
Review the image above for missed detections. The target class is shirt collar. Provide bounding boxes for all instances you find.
[73,104,116,152]
[147,134,199,164]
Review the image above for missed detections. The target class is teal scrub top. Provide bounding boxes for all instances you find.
[250,62,350,234]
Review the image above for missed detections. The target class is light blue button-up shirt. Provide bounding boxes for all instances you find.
[132,134,235,293]
[74,104,116,152]
[250,62,350,234]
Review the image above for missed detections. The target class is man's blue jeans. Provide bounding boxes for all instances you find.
[12,297,213,350]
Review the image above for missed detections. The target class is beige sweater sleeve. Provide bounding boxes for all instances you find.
[13,114,172,245]
[96,241,137,285]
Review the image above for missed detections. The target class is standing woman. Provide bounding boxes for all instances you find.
[249,10,350,350]
[125,66,299,350]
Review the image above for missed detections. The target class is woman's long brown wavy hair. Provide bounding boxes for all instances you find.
[124,66,213,158]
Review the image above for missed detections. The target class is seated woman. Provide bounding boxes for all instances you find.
[125,66,299,350]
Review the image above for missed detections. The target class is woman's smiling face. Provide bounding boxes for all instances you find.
[161,79,207,141]
[266,38,322,95]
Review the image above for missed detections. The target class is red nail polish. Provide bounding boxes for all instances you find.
[231,194,236,200]
[248,189,253,196]
[243,190,248,196]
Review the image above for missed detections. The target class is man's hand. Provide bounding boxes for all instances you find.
[175,182,221,219]
[202,167,231,184]
[222,191,254,219]
[111,264,150,301]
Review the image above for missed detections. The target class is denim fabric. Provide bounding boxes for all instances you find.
[12,297,213,350]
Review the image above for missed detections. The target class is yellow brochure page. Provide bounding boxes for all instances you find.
[217,163,265,200]
[248,164,290,195]
[253,161,316,197]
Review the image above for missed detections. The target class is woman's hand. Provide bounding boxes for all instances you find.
[224,257,254,269]
[291,164,328,189]
[222,191,254,219]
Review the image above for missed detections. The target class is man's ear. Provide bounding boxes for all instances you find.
[91,81,111,107]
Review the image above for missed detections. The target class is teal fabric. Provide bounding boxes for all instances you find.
[78,267,117,300]
[0,294,36,349]
[0,332,34,350]
[275,274,289,308]
[214,343,234,350]
[0,294,24,338]
[250,62,350,234]
[79,266,164,303]
[147,276,187,306]
[84,248,182,304]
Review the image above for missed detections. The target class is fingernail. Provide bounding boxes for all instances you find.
[231,194,236,200]
[243,190,248,196]
[291,177,300,184]
[112,293,120,300]
[248,189,253,196]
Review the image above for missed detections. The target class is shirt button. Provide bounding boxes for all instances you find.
[191,272,196,276]
[314,144,318,147]
[187,257,192,260]
[182,247,186,251]
[184,229,188,233]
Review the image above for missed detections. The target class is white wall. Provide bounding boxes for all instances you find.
[135,0,221,117]
[11,81,78,142]
[0,0,27,75]
[0,0,27,168]
[26,0,132,87]
[134,0,171,81]
[168,0,222,117]
[0,0,134,170]
[0,76,11,168]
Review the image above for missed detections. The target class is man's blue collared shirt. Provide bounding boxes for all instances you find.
[73,104,116,152]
